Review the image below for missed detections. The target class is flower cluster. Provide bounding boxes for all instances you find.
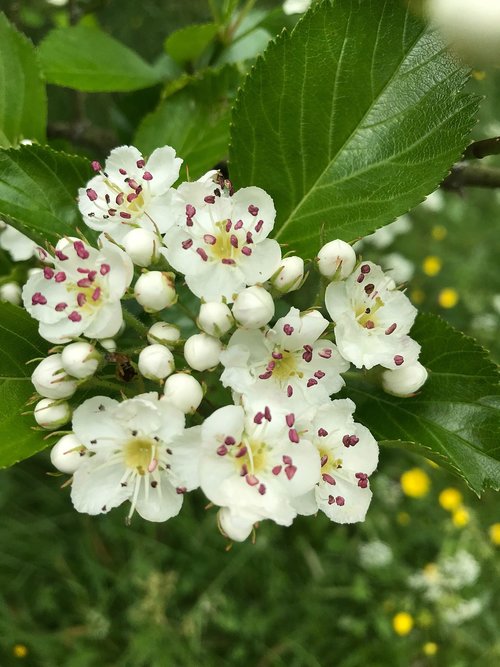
[21,145,428,542]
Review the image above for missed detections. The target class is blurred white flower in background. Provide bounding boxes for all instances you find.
[358,540,394,569]
[283,0,312,15]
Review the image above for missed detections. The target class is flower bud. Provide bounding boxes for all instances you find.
[163,372,203,413]
[147,321,181,348]
[232,286,275,329]
[198,302,234,337]
[382,361,428,397]
[61,342,100,379]
[218,508,254,542]
[99,338,117,352]
[50,434,86,474]
[134,271,177,312]
[138,344,175,381]
[271,256,305,293]
[32,354,78,399]
[184,333,222,371]
[0,281,22,305]
[317,239,356,279]
[122,228,161,267]
[34,398,72,430]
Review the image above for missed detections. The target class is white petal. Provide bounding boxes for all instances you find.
[134,475,183,522]
[72,396,123,448]
[239,238,282,285]
[146,146,182,195]
[83,301,123,340]
[169,426,202,491]
[71,458,130,515]
[185,262,246,303]
[316,474,373,524]
[231,186,276,239]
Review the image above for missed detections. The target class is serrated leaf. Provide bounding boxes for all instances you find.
[135,66,241,181]
[230,0,479,256]
[0,303,49,468]
[0,145,93,246]
[0,12,47,147]
[38,25,163,92]
[165,23,219,64]
[346,314,500,495]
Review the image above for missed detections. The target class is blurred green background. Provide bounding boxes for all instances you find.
[0,1,499,665]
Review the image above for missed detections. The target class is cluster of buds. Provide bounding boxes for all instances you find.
[21,145,427,542]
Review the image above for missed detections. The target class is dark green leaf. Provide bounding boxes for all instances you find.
[165,23,219,64]
[230,0,478,256]
[347,314,500,495]
[0,12,47,147]
[0,303,49,468]
[0,145,93,246]
[38,25,162,92]
[135,66,241,181]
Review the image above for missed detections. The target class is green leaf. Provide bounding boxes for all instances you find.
[347,314,500,495]
[230,0,479,256]
[135,66,241,181]
[38,25,163,92]
[0,145,93,246]
[0,12,47,147]
[165,23,219,64]
[0,303,49,468]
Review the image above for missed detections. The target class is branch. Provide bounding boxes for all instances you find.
[463,136,500,160]
[441,163,500,192]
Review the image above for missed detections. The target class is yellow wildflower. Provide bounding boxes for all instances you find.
[438,288,459,309]
[452,507,470,527]
[411,288,425,305]
[422,256,442,277]
[489,523,500,546]
[431,225,447,241]
[393,612,414,636]
[439,488,463,512]
[13,645,28,659]
[400,468,430,498]
[472,70,486,81]
[423,642,439,656]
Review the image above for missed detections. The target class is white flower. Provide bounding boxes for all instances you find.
[382,361,428,397]
[61,342,101,379]
[34,398,71,430]
[163,373,204,414]
[70,393,199,521]
[162,178,282,302]
[358,541,393,569]
[271,256,305,293]
[147,321,181,348]
[184,333,222,371]
[442,598,483,626]
[325,261,420,370]
[382,252,415,284]
[218,507,254,542]
[232,286,275,329]
[421,189,445,212]
[283,0,312,15]
[198,302,234,337]
[357,215,412,250]
[0,223,37,261]
[78,145,182,242]
[0,281,22,305]
[316,239,356,280]
[293,399,379,523]
[134,271,176,312]
[31,354,78,399]
[50,434,87,473]
[441,551,480,590]
[138,344,175,381]
[100,338,117,352]
[220,307,349,404]
[198,396,320,528]
[22,238,133,344]
[122,228,161,267]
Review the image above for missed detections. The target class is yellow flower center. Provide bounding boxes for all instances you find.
[124,437,156,474]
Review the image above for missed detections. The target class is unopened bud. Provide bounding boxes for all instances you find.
[134,271,177,312]
[61,342,100,379]
[34,398,72,430]
[32,354,78,399]
[163,373,203,413]
[271,256,305,293]
[0,281,22,305]
[218,508,254,542]
[382,361,428,397]
[99,338,117,352]
[198,302,234,337]
[138,344,175,381]
[50,434,86,474]
[184,333,222,371]
[122,228,161,267]
[317,239,356,279]
[232,286,275,329]
[147,321,181,348]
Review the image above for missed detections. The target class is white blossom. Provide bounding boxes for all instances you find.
[325,261,420,370]
[78,145,182,242]
[198,396,320,528]
[220,307,349,404]
[163,373,204,414]
[382,361,428,397]
[61,342,101,379]
[271,256,305,293]
[0,281,22,305]
[138,344,175,381]
[293,399,379,523]
[283,0,312,15]
[358,540,393,569]
[162,178,282,302]
[122,228,161,267]
[232,286,275,329]
[218,507,254,542]
[34,398,71,430]
[70,393,199,521]
[50,434,87,474]
[147,321,181,348]
[198,302,234,337]
[22,238,133,344]
[32,354,78,399]
[134,271,177,312]
[316,239,356,280]
[0,223,37,261]
[183,333,222,371]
